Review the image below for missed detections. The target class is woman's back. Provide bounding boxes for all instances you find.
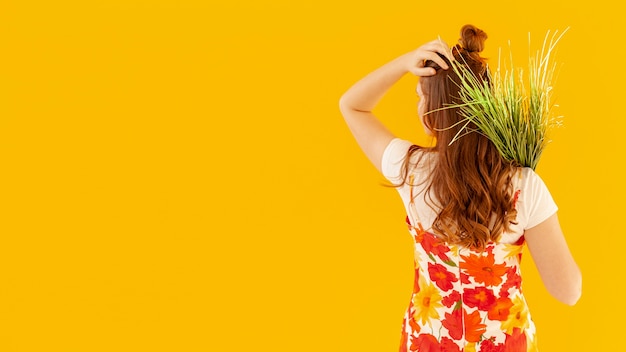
[384,138,557,351]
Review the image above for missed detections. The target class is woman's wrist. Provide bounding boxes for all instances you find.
[394,51,413,73]
[341,53,412,112]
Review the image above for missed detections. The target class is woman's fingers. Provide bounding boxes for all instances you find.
[409,67,437,76]
[423,39,453,60]
[406,39,453,77]
[422,50,449,70]
[423,40,453,66]
[435,38,454,62]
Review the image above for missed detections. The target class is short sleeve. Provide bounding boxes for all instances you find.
[381,138,413,184]
[518,168,559,229]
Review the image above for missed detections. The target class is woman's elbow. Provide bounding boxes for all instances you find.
[560,287,581,306]
[338,94,351,112]
[552,270,582,306]
[567,273,583,306]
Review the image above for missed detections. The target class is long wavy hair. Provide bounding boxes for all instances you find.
[399,24,520,249]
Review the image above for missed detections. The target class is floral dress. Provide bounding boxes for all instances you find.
[382,138,557,352]
[398,175,537,352]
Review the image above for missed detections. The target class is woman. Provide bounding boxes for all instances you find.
[339,24,581,351]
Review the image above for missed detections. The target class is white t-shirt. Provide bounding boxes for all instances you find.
[381,138,558,244]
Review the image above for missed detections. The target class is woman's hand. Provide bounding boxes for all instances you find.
[403,39,453,76]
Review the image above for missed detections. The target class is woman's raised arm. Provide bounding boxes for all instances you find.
[339,40,452,173]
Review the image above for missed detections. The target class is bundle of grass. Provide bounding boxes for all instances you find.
[434,29,568,170]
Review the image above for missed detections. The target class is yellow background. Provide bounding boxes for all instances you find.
[0,0,622,351]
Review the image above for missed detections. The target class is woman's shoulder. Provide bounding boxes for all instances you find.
[512,166,558,229]
[381,138,433,180]
[382,138,413,157]
[514,167,550,190]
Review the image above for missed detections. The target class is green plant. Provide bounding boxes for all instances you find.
[432,29,568,170]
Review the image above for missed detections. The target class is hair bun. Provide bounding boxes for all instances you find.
[459,24,487,53]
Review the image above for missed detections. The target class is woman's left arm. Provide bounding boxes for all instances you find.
[525,213,582,305]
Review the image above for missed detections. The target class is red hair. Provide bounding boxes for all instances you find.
[398,25,519,249]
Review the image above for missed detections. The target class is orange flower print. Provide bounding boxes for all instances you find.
[488,297,514,321]
[479,338,505,352]
[407,214,427,243]
[501,295,530,334]
[463,286,497,311]
[504,327,527,352]
[464,308,487,343]
[440,336,461,352]
[428,263,458,291]
[410,333,439,352]
[499,267,522,297]
[408,316,421,334]
[399,319,408,352]
[413,269,420,293]
[420,232,451,262]
[412,274,443,325]
[442,308,463,340]
[442,291,461,308]
[414,221,427,239]
[460,251,508,286]
[442,307,487,343]
[460,272,471,285]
